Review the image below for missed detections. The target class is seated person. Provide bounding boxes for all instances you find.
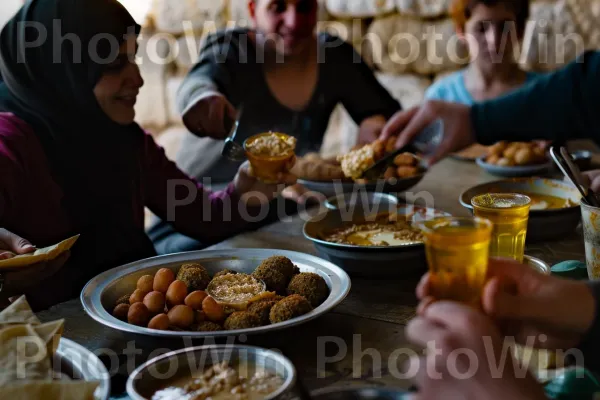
[0,0,293,310]
[147,0,401,254]
[426,0,537,104]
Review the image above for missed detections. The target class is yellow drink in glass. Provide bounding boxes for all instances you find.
[417,217,493,305]
[471,193,531,263]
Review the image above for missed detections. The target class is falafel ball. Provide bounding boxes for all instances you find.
[269,295,313,324]
[177,263,211,291]
[252,266,288,294]
[247,297,282,326]
[224,311,262,330]
[213,269,237,279]
[196,321,223,332]
[257,256,298,280]
[287,272,329,307]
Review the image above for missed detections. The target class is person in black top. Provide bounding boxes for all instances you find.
[148,0,401,254]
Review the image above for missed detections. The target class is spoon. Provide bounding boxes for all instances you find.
[221,105,246,162]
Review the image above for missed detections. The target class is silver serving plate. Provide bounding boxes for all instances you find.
[310,387,409,399]
[459,178,582,242]
[55,338,111,400]
[476,156,553,178]
[81,249,350,338]
[297,174,425,199]
[127,345,296,400]
[303,205,451,278]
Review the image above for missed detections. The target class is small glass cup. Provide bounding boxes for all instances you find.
[581,198,600,279]
[471,193,531,263]
[417,217,493,305]
[244,132,296,183]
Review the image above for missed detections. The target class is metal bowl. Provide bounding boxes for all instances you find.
[297,174,425,199]
[325,192,399,211]
[55,338,111,400]
[81,249,350,338]
[127,345,295,400]
[303,204,451,278]
[459,178,581,242]
[310,387,409,399]
[476,156,553,178]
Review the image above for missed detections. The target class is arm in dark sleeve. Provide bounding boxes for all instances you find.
[326,37,401,123]
[141,134,252,245]
[471,51,600,145]
[575,281,600,370]
[176,30,247,115]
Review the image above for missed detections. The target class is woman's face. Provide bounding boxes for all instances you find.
[461,3,522,68]
[250,0,318,56]
[93,35,143,125]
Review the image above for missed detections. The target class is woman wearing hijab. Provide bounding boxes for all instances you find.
[0,0,295,310]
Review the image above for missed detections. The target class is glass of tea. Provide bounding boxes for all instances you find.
[471,193,531,263]
[417,217,493,305]
[244,132,296,183]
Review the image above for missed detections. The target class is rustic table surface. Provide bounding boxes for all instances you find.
[38,156,592,399]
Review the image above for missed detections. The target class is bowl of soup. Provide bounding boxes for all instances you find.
[459,178,581,242]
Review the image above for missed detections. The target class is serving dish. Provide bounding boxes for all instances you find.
[298,175,425,199]
[303,204,451,278]
[81,249,350,338]
[310,387,409,399]
[127,345,295,400]
[460,178,581,242]
[324,192,399,211]
[476,156,553,178]
[55,338,111,400]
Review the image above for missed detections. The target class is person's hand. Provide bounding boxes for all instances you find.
[281,183,327,205]
[582,170,600,193]
[233,161,297,207]
[406,301,547,400]
[381,101,476,165]
[0,229,70,297]
[357,115,387,145]
[416,258,596,351]
[182,94,237,139]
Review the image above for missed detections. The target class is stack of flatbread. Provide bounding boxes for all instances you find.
[0,296,99,400]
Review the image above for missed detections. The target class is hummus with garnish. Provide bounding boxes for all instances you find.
[324,214,423,246]
[206,274,266,309]
[245,133,296,158]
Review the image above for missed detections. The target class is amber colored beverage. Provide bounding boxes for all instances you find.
[471,193,531,263]
[244,132,296,183]
[418,217,493,305]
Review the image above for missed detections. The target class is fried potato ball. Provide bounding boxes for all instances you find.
[393,153,416,167]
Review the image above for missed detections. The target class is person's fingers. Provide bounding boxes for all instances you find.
[394,107,436,150]
[482,276,549,323]
[422,301,485,332]
[0,229,35,254]
[416,296,436,316]
[404,356,428,394]
[0,251,15,260]
[591,175,600,193]
[381,107,419,141]
[406,317,447,347]
[209,98,226,135]
[416,273,431,299]
[280,172,298,186]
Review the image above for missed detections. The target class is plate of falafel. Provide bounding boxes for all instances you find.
[80,249,351,338]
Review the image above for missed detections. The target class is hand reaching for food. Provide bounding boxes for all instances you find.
[233,161,297,207]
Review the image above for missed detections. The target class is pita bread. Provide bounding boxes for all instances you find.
[0,324,53,385]
[0,381,100,400]
[0,235,79,270]
[33,320,65,357]
[0,296,41,328]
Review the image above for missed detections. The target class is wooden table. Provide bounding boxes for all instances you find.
[38,158,588,399]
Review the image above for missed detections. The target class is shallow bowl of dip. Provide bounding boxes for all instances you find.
[127,345,295,400]
[459,178,581,242]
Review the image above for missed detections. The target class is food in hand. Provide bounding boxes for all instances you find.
[485,142,547,166]
[338,143,377,180]
[153,268,175,293]
[166,280,188,307]
[290,156,347,182]
[148,313,170,330]
[245,132,297,158]
[110,255,329,332]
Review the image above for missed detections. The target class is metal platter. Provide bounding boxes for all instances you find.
[55,338,111,400]
[303,205,451,278]
[297,174,425,199]
[476,156,553,178]
[81,249,350,338]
